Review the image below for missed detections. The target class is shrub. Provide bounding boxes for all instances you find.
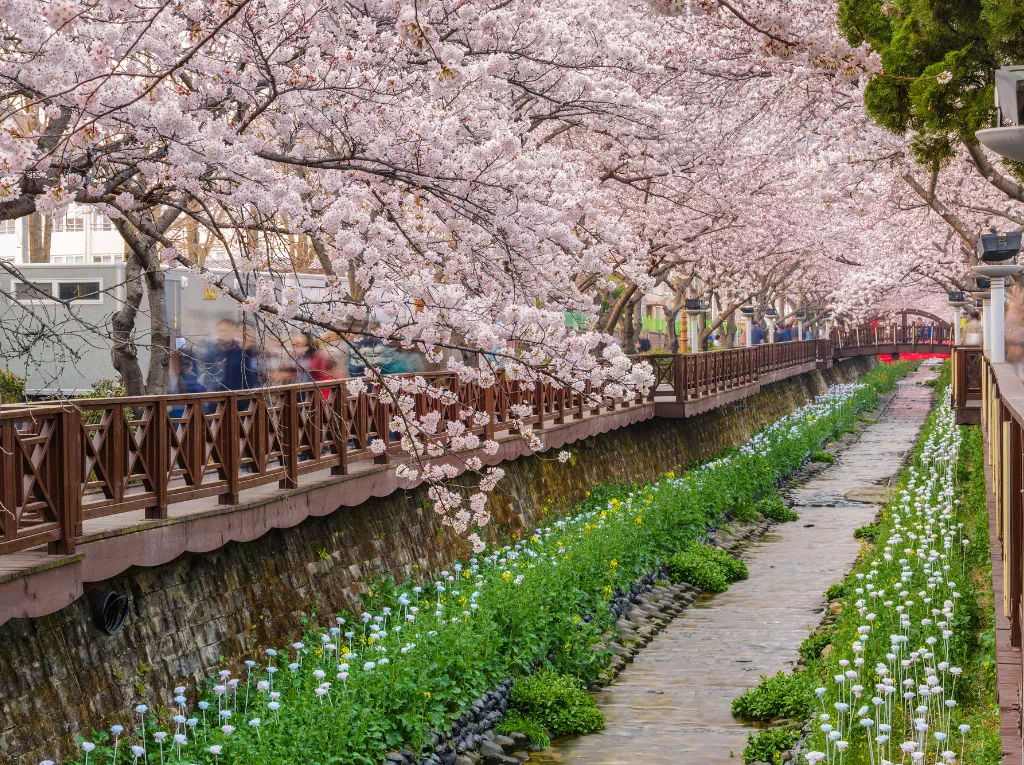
[666,542,747,592]
[744,727,799,765]
[853,522,879,540]
[810,450,835,464]
[798,632,831,663]
[756,496,799,522]
[824,582,845,600]
[731,671,815,722]
[495,710,551,750]
[0,367,25,404]
[509,672,605,736]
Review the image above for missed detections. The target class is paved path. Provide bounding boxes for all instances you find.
[531,368,937,765]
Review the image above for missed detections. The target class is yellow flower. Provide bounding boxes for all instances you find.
[572,615,582,624]
[531,535,540,543]
[564,642,572,650]
[502,571,512,582]
[666,470,675,479]
[424,691,432,699]
[610,559,618,568]
[635,517,643,526]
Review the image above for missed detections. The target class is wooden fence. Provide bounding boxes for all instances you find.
[0,334,949,559]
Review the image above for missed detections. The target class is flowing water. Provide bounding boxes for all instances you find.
[530,368,937,765]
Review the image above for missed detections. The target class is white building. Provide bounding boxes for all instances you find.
[0,205,125,264]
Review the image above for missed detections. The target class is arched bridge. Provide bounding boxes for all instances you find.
[0,329,952,624]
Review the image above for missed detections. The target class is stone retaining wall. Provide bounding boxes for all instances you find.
[0,357,876,765]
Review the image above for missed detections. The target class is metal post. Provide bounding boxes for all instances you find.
[953,306,962,345]
[992,278,1007,362]
[766,319,775,344]
[690,314,699,354]
[983,298,991,355]
[745,317,753,347]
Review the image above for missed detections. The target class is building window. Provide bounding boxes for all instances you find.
[14,281,54,301]
[52,212,85,232]
[92,214,113,231]
[0,220,16,235]
[57,281,102,302]
[12,279,103,303]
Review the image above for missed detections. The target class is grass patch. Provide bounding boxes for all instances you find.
[810,450,835,464]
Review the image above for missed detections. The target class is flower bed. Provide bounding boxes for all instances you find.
[63,363,914,765]
[741,363,1001,765]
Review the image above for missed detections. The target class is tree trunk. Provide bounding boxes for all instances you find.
[110,252,147,396]
[144,266,170,394]
[28,212,52,263]
[622,296,641,354]
[112,208,181,394]
[725,314,737,348]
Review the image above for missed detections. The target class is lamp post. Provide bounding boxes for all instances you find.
[740,305,755,347]
[972,231,1023,363]
[947,291,965,344]
[764,307,778,344]
[684,298,707,353]
[794,310,806,341]
[976,66,1024,161]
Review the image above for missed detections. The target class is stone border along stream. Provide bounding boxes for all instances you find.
[514,367,935,765]
[407,377,920,765]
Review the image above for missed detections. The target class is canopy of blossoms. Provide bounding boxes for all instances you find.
[0,0,1004,540]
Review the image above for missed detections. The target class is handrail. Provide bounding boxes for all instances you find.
[0,335,948,558]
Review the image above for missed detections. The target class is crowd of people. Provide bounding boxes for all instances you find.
[168,320,443,397]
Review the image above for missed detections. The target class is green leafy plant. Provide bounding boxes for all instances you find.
[853,522,879,540]
[824,582,846,600]
[0,366,25,403]
[495,710,551,750]
[731,671,815,722]
[756,496,799,522]
[666,542,747,592]
[509,672,604,736]
[743,727,799,765]
[0,367,25,404]
[810,450,835,464]
[798,632,832,663]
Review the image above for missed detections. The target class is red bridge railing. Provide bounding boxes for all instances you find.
[0,335,949,558]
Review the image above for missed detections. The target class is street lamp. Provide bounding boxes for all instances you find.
[794,309,806,341]
[976,66,1024,161]
[684,298,708,353]
[967,277,994,355]
[739,305,755,347]
[947,291,965,344]
[764,307,779,344]
[972,260,1022,363]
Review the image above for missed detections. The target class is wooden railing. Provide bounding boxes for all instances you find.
[975,354,1024,757]
[833,325,955,349]
[0,335,934,558]
[952,345,984,420]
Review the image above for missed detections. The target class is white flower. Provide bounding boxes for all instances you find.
[936,71,953,84]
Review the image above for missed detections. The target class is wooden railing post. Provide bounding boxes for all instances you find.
[484,384,498,435]
[674,353,685,402]
[48,410,79,555]
[280,388,299,489]
[0,419,14,546]
[219,394,240,505]
[332,385,349,476]
[150,399,169,519]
